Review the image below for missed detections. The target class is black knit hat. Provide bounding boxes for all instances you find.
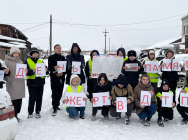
[128,50,136,57]
[29,47,39,56]
[161,79,170,87]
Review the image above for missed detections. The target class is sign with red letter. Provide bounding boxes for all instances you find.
[65,93,86,107]
[116,97,127,112]
[100,92,111,105]
[15,64,27,79]
[0,71,4,81]
[144,61,160,73]
[140,91,151,106]
[184,58,188,70]
[72,61,81,74]
[180,93,188,107]
[36,63,46,77]
[92,93,103,107]
[57,61,66,73]
[172,59,181,71]
[162,59,171,71]
[162,92,173,107]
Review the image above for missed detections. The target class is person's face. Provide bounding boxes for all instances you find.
[163,85,169,90]
[12,52,20,58]
[54,45,61,54]
[71,77,79,86]
[73,47,78,53]
[32,52,39,58]
[141,77,149,85]
[149,54,154,59]
[129,56,135,61]
[118,50,123,57]
[92,52,98,56]
[99,77,106,85]
[167,52,173,59]
[118,84,124,88]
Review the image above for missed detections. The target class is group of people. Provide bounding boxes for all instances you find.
[1,43,188,127]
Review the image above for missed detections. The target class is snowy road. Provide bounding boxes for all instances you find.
[14,58,188,140]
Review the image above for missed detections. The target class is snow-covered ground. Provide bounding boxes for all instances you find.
[12,56,188,140]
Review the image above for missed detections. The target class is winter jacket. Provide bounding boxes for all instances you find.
[134,81,155,115]
[85,50,99,94]
[111,74,134,106]
[25,57,48,86]
[48,53,66,84]
[160,50,179,81]
[121,58,143,85]
[0,59,9,89]
[4,54,25,100]
[62,74,85,100]
[66,44,85,84]
[117,47,128,61]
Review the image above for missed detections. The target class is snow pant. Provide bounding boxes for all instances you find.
[157,106,173,120]
[177,104,188,119]
[51,82,64,109]
[12,99,22,118]
[66,107,85,118]
[87,78,97,101]
[138,103,156,120]
[92,106,109,116]
[151,82,158,94]
[110,103,134,117]
[28,85,44,114]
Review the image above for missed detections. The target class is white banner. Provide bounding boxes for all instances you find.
[65,93,86,107]
[116,97,127,112]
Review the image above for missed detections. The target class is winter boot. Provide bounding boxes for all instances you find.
[125,115,130,125]
[35,112,41,118]
[104,115,109,120]
[27,113,33,119]
[52,108,57,116]
[157,119,164,127]
[80,116,86,119]
[144,117,150,127]
[181,118,188,125]
[116,114,121,119]
[90,115,96,121]
[164,118,169,122]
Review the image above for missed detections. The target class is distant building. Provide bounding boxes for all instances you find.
[181,14,188,43]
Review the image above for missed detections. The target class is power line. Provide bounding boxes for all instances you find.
[0,22,48,25]
[23,24,50,33]
[29,36,49,41]
[21,22,49,31]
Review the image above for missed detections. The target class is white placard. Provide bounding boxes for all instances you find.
[36,63,46,77]
[72,61,81,74]
[15,64,27,79]
[162,92,173,107]
[140,91,151,106]
[0,70,4,81]
[57,61,66,73]
[92,93,103,107]
[144,61,160,73]
[116,97,127,112]
[100,92,111,105]
[180,93,188,107]
[184,58,188,70]
[65,93,86,107]
[162,59,171,71]
[172,59,181,71]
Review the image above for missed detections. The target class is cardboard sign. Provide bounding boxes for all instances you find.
[172,59,181,71]
[57,61,66,73]
[15,64,27,79]
[162,59,171,71]
[100,92,111,105]
[72,61,81,74]
[162,92,173,107]
[0,71,4,81]
[116,97,127,112]
[65,93,86,107]
[144,61,160,73]
[140,91,151,106]
[180,93,188,107]
[36,63,46,77]
[184,58,188,70]
[92,93,104,107]
[125,63,138,71]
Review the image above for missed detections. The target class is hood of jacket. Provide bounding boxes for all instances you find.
[5,54,21,62]
[27,47,40,58]
[97,73,108,87]
[70,74,81,88]
[147,50,156,61]
[117,47,126,58]
[116,74,128,87]
[90,50,99,60]
[164,50,175,59]
[71,43,81,54]
[138,80,152,89]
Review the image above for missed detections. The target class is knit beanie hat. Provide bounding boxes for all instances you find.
[10,46,20,55]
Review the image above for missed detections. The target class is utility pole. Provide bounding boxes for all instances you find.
[50,14,52,55]
[103,29,109,54]
[109,38,110,53]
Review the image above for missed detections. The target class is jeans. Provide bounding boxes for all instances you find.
[66,107,85,118]
[139,103,156,120]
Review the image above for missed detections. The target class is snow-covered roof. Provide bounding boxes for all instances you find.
[181,13,188,20]
[0,42,26,49]
[146,36,181,50]
[0,35,26,43]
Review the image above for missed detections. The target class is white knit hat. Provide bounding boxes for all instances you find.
[10,46,20,55]
[149,50,155,55]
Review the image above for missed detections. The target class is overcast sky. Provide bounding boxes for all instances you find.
[1,0,188,51]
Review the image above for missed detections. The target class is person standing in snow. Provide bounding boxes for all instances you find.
[156,79,176,127]
[110,74,134,125]
[4,47,27,122]
[0,59,9,89]
[143,50,159,93]
[66,43,85,85]
[90,73,112,120]
[48,44,66,116]
[25,47,48,119]
[85,50,100,101]
[134,73,156,126]
[121,50,143,90]
[112,47,128,86]
[62,74,87,119]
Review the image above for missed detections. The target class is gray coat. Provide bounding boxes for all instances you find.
[4,54,25,100]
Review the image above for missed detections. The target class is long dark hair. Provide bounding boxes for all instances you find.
[97,73,108,85]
